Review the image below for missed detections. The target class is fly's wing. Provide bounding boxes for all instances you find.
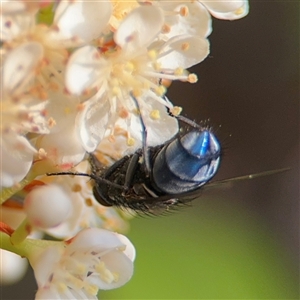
[125,168,290,214]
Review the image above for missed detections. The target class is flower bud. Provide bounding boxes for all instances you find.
[24,185,72,229]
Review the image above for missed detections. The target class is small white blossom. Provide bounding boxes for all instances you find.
[30,228,135,299]
[0,249,28,285]
[40,161,132,239]
[1,42,48,187]
[201,0,249,20]
[24,184,72,229]
[65,6,209,151]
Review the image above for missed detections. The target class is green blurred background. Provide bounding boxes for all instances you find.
[1,1,299,299]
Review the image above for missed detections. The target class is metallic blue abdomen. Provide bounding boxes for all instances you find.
[152,130,221,194]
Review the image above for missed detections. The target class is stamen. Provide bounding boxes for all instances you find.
[179,6,189,17]
[150,110,160,120]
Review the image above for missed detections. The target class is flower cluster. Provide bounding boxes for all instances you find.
[0,0,249,299]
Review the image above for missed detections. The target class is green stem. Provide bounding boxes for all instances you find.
[0,172,36,205]
[10,218,32,245]
[0,232,61,258]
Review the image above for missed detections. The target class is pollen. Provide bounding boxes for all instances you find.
[155,85,166,96]
[84,283,98,296]
[72,183,82,192]
[181,42,190,51]
[188,73,198,83]
[124,61,135,72]
[64,107,71,115]
[148,49,157,60]
[179,6,189,17]
[38,148,47,159]
[119,107,129,119]
[85,198,93,207]
[235,7,244,15]
[127,137,135,146]
[170,106,182,116]
[162,24,171,34]
[150,109,160,120]
[112,86,121,96]
[75,263,87,275]
[174,67,184,76]
[57,282,68,293]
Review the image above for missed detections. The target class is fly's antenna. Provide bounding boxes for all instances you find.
[46,172,124,190]
[130,92,151,177]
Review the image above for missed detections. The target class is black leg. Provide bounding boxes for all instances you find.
[130,93,151,177]
[164,96,204,130]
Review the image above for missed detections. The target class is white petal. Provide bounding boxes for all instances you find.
[158,34,209,69]
[36,126,86,167]
[88,251,133,290]
[35,288,62,300]
[66,46,106,95]
[0,134,36,187]
[202,0,249,20]
[2,42,43,96]
[76,90,111,152]
[135,92,179,146]
[54,0,112,43]
[24,185,72,229]
[162,2,212,39]
[0,250,28,285]
[115,6,164,51]
[67,228,126,252]
[30,246,62,288]
[117,235,136,262]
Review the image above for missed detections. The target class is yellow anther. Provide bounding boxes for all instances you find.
[181,42,190,51]
[132,88,142,97]
[188,73,198,83]
[179,6,189,17]
[148,49,157,60]
[72,183,82,192]
[162,23,171,34]
[48,117,56,128]
[38,148,47,159]
[75,263,87,275]
[119,107,129,119]
[152,61,161,71]
[64,107,71,115]
[160,78,172,88]
[174,67,184,76]
[155,85,166,96]
[113,272,120,282]
[127,137,135,146]
[170,106,182,116]
[57,282,68,293]
[150,109,160,120]
[96,261,106,272]
[112,86,121,96]
[235,7,244,15]
[85,198,93,207]
[84,283,98,296]
[125,61,134,72]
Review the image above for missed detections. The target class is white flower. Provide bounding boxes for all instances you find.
[39,161,131,239]
[201,0,249,20]
[66,6,209,152]
[30,228,135,299]
[141,0,249,22]
[34,90,87,168]
[0,42,48,187]
[139,0,212,40]
[0,249,28,285]
[24,184,72,230]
